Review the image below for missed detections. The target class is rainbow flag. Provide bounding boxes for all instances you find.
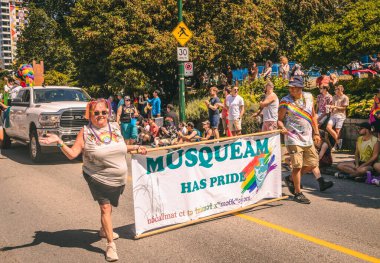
[240,151,277,194]
[279,101,312,125]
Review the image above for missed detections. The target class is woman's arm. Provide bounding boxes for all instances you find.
[39,129,84,160]
[116,106,122,123]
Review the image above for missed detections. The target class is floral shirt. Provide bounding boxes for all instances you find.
[316,93,333,115]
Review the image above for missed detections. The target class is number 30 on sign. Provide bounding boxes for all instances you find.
[177,47,189,62]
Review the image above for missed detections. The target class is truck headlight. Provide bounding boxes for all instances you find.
[39,114,60,127]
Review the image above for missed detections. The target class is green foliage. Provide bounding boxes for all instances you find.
[338,78,380,118]
[16,5,76,76]
[184,97,208,123]
[44,70,71,86]
[296,0,380,67]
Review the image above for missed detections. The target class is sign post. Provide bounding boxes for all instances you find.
[184,62,193,77]
[172,0,193,122]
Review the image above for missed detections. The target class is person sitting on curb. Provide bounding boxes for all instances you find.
[336,122,379,181]
[201,120,215,141]
[177,122,201,143]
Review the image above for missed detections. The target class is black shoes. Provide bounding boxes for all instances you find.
[318,177,334,192]
[284,175,295,195]
[293,192,311,204]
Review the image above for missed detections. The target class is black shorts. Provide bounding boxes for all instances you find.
[83,172,125,207]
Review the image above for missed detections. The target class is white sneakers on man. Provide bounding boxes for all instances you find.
[106,242,119,262]
[99,227,120,240]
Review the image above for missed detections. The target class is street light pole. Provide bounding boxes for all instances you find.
[178,0,186,122]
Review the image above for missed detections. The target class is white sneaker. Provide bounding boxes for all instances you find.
[338,139,343,149]
[106,242,119,262]
[99,227,119,240]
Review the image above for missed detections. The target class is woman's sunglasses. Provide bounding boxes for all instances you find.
[93,110,108,116]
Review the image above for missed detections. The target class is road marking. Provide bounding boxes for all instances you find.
[236,214,380,263]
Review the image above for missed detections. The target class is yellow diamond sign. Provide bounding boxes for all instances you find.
[172,21,193,46]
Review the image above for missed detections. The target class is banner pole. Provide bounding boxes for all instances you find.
[134,195,288,239]
[132,129,282,154]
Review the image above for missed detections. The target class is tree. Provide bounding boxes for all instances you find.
[295,0,380,67]
[16,5,76,76]
[66,0,282,99]
[276,0,354,57]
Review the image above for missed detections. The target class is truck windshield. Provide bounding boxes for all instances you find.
[34,89,91,103]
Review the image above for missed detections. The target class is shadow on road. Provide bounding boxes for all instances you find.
[0,229,103,254]
[0,224,136,254]
[1,143,81,165]
[299,174,380,209]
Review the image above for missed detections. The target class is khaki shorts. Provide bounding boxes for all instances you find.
[228,119,242,132]
[286,145,319,169]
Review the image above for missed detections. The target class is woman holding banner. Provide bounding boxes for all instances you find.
[40,99,147,262]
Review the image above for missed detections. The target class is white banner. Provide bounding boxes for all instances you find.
[132,133,282,235]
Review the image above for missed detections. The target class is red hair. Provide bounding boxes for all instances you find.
[85,98,112,120]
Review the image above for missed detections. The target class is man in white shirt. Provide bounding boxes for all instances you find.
[10,80,22,101]
[226,86,245,136]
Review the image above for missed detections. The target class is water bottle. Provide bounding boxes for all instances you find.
[365,171,373,184]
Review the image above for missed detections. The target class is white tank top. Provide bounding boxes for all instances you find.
[82,122,128,187]
[262,93,279,122]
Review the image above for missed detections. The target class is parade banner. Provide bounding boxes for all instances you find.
[132,133,282,236]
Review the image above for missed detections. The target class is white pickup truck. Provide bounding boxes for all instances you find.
[2,86,91,162]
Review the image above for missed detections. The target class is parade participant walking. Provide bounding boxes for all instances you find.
[278,76,321,204]
[147,90,161,118]
[226,86,244,136]
[253,81,279,131]
[116,96,138,145]
[326,85,349,150]
[205,86,221,139]
[39,99,147,262]
[316,84,333,127]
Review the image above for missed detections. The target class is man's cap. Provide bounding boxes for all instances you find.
[124,95,131,100]
[288,76,304,88]
[202,120,210,125]
[187,122,195,127]
[356,122,371,130]
[117,93,123,96]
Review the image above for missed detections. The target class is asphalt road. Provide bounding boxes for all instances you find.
[0,144,379,263]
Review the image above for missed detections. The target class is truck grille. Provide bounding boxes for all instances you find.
[60,110,88,128]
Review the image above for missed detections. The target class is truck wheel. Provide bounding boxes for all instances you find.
[1,128,11,149]
[29,129,43,163]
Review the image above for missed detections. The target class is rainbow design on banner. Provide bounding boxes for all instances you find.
[279,101,312,125]
[240,150,277,194]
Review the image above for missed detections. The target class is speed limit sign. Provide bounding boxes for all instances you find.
[184,62,193,77]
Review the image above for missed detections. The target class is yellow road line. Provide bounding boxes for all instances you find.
[236,214,380,263]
